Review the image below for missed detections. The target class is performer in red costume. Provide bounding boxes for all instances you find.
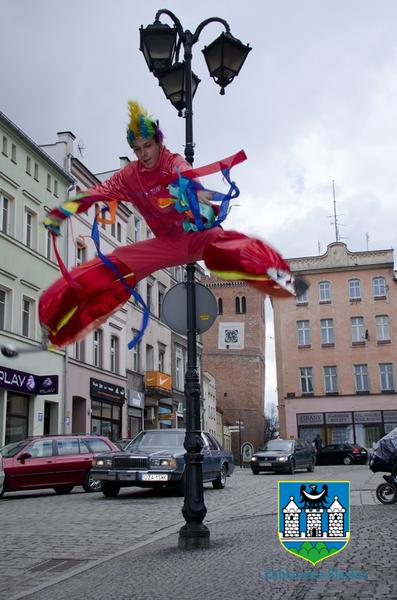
[40,101,304,348]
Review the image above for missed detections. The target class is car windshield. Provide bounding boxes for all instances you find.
[0,439,30,457]
[263,440,294,452]
[125,431,185,450]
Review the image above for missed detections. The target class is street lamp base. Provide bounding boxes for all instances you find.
[178,523,210,549]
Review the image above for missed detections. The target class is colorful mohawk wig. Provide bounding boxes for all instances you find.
[126,100,163,147]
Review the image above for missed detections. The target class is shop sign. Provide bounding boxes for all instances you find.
[383,410,397,422]
[297,413,324,425]
[128,390,144,409]
[0,365,58,395]
[325,412,353,425]
[145,371,172,391]
[354,411,382,424]
[90,378,125,404]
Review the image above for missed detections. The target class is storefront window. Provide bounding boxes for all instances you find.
[5,393,29,444]
[90,400,122,441]
[355,424,381,448]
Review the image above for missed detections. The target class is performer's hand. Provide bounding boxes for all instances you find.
[197,190,214,206]
[43,215,62,236]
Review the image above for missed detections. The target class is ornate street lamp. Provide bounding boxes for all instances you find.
[139,8,251,549]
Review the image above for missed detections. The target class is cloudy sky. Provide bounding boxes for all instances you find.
[2,0,397,409]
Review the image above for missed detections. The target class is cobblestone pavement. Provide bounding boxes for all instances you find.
[0,465,388,600]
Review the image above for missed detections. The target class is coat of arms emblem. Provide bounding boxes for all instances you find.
[278,480,350,565]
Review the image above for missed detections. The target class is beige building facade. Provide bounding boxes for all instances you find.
[273,242,397,448]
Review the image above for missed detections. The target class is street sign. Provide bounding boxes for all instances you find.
[161,282,217,334]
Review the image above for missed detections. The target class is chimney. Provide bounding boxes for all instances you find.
[119,156,130,168]
[57,131,76,156]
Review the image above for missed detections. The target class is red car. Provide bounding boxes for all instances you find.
[0,435,118,497]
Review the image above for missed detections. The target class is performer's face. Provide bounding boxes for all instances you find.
[133,137,161,168]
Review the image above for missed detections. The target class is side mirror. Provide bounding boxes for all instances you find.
[17,452,32,462]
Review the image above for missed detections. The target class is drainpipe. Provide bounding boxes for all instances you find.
[62,153,74,434]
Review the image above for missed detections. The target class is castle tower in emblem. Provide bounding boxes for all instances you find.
[282,497,301,538]
[306,508,324,538]
[327,496,345,537]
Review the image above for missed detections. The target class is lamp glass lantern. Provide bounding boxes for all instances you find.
[159,62,201,113]
[139,21,177,77]
[202,32,252,94]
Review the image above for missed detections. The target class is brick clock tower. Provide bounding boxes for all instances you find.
[201,275,266,459]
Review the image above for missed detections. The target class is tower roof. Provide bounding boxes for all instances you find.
[328,496,345,513]
[283,496,301,513]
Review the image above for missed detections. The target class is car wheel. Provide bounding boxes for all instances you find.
[376,483,397,504]
[307,459,315,472]
[83,471,102,493]
[343,456,352,465]
[212,464,227,489]
[0,477,7,498]
[288,459,296,475]
[252,469,259,475]
[53,485,74,494]
[101,482,120,498]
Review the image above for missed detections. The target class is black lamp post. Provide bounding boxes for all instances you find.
[140,9,251,549]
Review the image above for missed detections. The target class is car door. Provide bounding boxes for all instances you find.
[9,439,56,490]
[54,437,89,485]
[294,441,306,468]
[320,445,337,465]
[201,433,221,481]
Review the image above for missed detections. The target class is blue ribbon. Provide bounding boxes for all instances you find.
[170,167,240,232]
[91,205,149,350]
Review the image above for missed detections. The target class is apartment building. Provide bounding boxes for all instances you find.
[0,113,73,445]
[272,241,397,448]
[201,274,266,458]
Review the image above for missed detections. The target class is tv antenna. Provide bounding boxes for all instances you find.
[77,140,86,158]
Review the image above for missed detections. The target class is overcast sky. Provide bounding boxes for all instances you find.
[2,0,397,410]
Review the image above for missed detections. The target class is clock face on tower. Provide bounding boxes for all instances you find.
[218,322,245,349]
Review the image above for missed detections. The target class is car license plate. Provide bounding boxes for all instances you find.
[142,473,169,481]
[259,462,272,466]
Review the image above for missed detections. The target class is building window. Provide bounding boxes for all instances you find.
[320,318,334,345]
[111,221,116,237]
[75,339,85,362]
[146,344,154,371]
[0,287,11,330]
[297,320,311,347]
[158,283,166,319]
[299,367,313,395]
[93,329,103,368]
[174,266,183,282]
[134,216,141,242]
[22,297,35,338]
[54,179,58,197]
[110,335,119,373]
[373,276,386,298]
[34,163,39,181]
[76,245,87,266]
[176,346,184,390]
[131,329,140,371]
[2,136,8,156]
[46,228,52,260]
[296,288,308,305]
[47,174,52,192]
[25,209,37,249]
[0,194,9,234]
[26,156,31,175]
[217,298,223,315]
[376,315,390,342]
[354,364,369,392]
[379,363,394,392]
[351,316,365,343]
[318,281,331,302]
[158,343,166,372]
[146,279,154,313]
[235,296,246,314]
[324,366,338,393]
[11,144,17,163]
[349,279,361,300]
[117,222,122,242]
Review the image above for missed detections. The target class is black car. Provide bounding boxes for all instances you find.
[316,443,368,465]
[91,429,235,497]
[251,438,315,474]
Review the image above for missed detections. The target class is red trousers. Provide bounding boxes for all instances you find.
[39,228,292,347]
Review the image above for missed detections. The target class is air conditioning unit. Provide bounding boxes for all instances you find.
[145,407,156,421]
